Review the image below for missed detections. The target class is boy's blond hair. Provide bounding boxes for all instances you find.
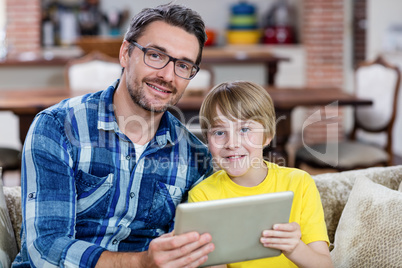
[199,80,276,142]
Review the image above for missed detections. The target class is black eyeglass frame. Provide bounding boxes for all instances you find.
[130,41,200,80]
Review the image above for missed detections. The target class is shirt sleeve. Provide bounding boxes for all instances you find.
[188,187,208,203]
[299,174,330,246]
[21,112,105,268]
[188,175,214,203]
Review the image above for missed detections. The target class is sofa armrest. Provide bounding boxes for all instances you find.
[3,186,22,250]
[0,181,19,267]
[312,165,402,245]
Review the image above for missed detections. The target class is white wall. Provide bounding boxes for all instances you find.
[367,0,402,156]
[367,0,402,58]
[0,0,5,29]
[0,0,5,59]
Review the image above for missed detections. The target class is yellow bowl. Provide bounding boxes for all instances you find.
[226,30,262,45]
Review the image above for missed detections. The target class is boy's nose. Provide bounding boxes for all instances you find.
[225,134,241,149]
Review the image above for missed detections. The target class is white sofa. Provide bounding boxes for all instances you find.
[1,165,402,267]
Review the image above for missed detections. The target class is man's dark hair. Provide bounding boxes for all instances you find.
[124,3,206,66]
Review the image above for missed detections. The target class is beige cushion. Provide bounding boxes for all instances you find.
[0,179,18,267]
[312,165,402,245]
[330,177,402,267]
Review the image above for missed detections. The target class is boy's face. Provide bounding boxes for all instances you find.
[207,108,271,183]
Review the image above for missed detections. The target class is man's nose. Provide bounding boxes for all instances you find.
[156,61,175,81]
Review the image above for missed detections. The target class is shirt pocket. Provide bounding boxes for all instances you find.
[75,170,114,218]
[146,182,184,230]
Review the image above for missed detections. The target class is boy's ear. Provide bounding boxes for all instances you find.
[263,137,272,147]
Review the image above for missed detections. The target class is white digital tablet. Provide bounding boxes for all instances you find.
[174,191,294,267]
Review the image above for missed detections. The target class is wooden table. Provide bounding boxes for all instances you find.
[0,87,372,164]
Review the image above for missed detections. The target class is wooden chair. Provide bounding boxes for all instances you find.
[65,50,122,92]
[295,56,401,171]
[185,64,215,94]
[0,148,20,175]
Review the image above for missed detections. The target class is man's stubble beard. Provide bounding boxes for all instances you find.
[127,78,184,113]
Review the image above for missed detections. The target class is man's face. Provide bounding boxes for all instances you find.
[121,21,200,113]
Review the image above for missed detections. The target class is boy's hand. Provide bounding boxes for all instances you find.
[260,222,301,256]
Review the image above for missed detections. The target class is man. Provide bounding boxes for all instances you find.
[13,4,214,268]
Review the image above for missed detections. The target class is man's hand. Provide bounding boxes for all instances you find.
[96,231,214,268]
[143,231,214,268]
[260,222,301,255]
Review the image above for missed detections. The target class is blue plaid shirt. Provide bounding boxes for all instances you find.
[13,82,212,268]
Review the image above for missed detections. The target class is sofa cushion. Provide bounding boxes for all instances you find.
[0,179,19,267]
[330,177,402,267]
[312,165,402,245]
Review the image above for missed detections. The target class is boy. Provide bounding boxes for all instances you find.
[189,81,333,268]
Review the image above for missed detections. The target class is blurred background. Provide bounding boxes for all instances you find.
[0,0,402,184]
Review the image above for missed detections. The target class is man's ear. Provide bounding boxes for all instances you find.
[119,40,130,67]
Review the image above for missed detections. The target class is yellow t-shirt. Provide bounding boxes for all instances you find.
[188,161,329,268]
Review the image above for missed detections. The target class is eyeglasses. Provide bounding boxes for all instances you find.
[130,41,199,80]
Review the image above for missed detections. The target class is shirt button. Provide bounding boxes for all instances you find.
[130,192,135,198]
[28,193,33,198]
[126,155,131,160]
[112,239,118,245]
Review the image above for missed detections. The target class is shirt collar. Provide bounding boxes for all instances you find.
[97,80,118,132]
[153,112,175,146]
